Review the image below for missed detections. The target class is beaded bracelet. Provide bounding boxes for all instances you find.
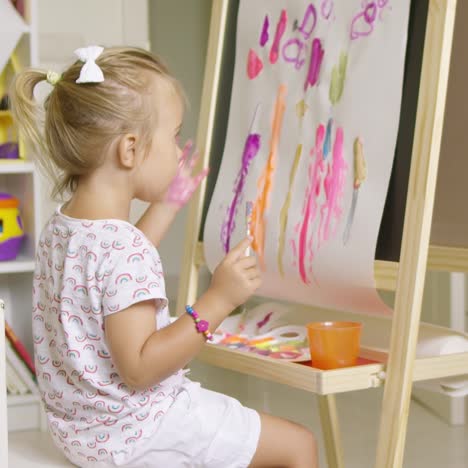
[185,305,213,342]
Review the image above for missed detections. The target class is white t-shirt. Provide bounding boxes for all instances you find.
[32,207,185,465]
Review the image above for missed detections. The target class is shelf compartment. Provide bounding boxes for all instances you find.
[0,159,34,174]
[0,253,35,274]
[7,392,43,432]
[0,171,37,262]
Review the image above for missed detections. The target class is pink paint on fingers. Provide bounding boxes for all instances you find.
[178,140,194,168]
[192,168,210,189]
[188,151,200,169]
[165,167,209,208]
[165,142,209,208]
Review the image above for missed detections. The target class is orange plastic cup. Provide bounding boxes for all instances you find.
[306,321,362,370]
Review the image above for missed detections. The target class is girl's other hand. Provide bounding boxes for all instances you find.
[164,140,209,208]
[208,237,262,312]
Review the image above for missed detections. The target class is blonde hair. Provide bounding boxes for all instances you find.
[10,47,183,198]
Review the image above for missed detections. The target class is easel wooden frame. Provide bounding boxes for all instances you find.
[176,1,467,467]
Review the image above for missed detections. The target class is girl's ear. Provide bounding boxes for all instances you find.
[117,133,138,169]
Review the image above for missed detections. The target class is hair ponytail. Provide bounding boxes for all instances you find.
[10,69,62,193]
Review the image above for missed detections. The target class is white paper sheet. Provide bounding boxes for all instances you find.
[0,0,28,74]
[204,0,411,314]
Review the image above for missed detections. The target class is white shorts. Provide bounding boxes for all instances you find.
[112,380,261,468]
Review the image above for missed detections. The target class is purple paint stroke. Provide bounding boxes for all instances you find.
[350,11,374,39]
[351,1,389,40]
[221,133,261,253]
[364,2,377,23]
[282,38,306,70]
[298,3,318,40]
[304,38,324,91]
[321,0,333,20]
[260,15,269,46]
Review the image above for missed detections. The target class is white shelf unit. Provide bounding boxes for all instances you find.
[0,160,35,174]
[1,0,45,453]
[7,393,43,432]
[0,0,77,464]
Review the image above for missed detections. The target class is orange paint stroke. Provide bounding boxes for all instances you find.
[251,85,287,269]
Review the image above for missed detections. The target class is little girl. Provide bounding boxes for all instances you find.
[11,46,318,467]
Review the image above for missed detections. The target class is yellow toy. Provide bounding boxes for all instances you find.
[0,53,25,159]
[0,193,24,261]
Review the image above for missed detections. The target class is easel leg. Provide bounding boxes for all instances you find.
[317,394,344,468]
[374,0,457,464]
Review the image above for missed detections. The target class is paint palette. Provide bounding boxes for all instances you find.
[210,324,311,362]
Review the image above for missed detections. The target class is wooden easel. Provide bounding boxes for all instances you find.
[176,1,468,467]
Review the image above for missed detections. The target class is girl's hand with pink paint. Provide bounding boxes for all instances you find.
[164,140,209,208]
[136,140,209,248]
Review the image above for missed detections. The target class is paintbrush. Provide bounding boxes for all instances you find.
[343,137,367,245]
[237,201,254,333]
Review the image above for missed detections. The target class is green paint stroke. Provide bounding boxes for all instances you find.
[329,52,348,105]
[278,144,302,276]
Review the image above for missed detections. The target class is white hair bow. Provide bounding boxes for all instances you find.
[74,46,104,84]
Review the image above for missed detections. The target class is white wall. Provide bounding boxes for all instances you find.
[147,0,211,299]
[38,0,148,61]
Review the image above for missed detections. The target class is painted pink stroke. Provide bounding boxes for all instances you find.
[164,140,209,208]
[298,125,325,284]
[247,49,263,79]
[269,9,287,64]
[321,0,334,20]
[319,127,347,243]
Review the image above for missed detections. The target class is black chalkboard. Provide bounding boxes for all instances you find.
[200,0,429,263]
